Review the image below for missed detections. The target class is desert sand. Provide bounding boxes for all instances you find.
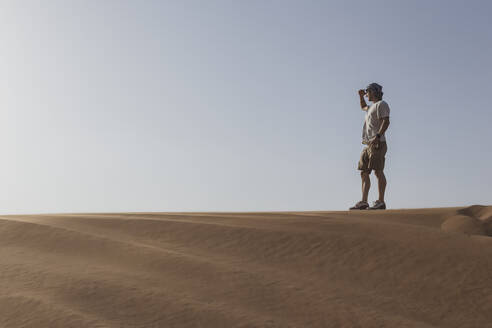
[0,205,491,328]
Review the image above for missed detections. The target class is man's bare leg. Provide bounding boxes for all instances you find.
[361,170,371,202]
[374,169,386,202]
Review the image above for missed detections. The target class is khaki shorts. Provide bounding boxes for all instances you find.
[358,141,387,172]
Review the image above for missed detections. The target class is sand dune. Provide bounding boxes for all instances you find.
[1,205,491,328]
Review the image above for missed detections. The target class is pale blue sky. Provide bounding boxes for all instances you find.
[0,1,490,214]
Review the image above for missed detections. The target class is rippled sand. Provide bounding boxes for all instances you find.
[1,205,491,327]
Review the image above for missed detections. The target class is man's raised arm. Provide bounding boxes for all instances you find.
[358,89,369,111]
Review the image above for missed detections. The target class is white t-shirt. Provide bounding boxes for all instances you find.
[362,100,390,144]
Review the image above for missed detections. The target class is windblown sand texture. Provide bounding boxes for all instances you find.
[1,205,491,327]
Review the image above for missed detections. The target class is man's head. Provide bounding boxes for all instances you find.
[365,83,383,102]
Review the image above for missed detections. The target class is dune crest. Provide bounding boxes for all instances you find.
[440,205,492,236]
[1,206,492,327]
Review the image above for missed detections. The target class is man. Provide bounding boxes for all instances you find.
[350,83,390,210]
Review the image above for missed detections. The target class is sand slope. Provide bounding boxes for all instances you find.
[1,205,491,328]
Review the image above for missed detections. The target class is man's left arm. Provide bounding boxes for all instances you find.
[370,117,390,146]
[378,117,390,136]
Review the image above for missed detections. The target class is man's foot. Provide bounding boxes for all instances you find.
[369,200,386,210]
[349,201,369,210]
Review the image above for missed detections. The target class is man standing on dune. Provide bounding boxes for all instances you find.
[350,83,390,210]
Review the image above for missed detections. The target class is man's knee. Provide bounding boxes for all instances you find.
[360,170,371,178]
[374,169,385,178]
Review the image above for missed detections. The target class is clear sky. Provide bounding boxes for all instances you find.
[0,1,490,214]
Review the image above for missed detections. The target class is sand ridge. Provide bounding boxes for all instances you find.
[1,205,491,327]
